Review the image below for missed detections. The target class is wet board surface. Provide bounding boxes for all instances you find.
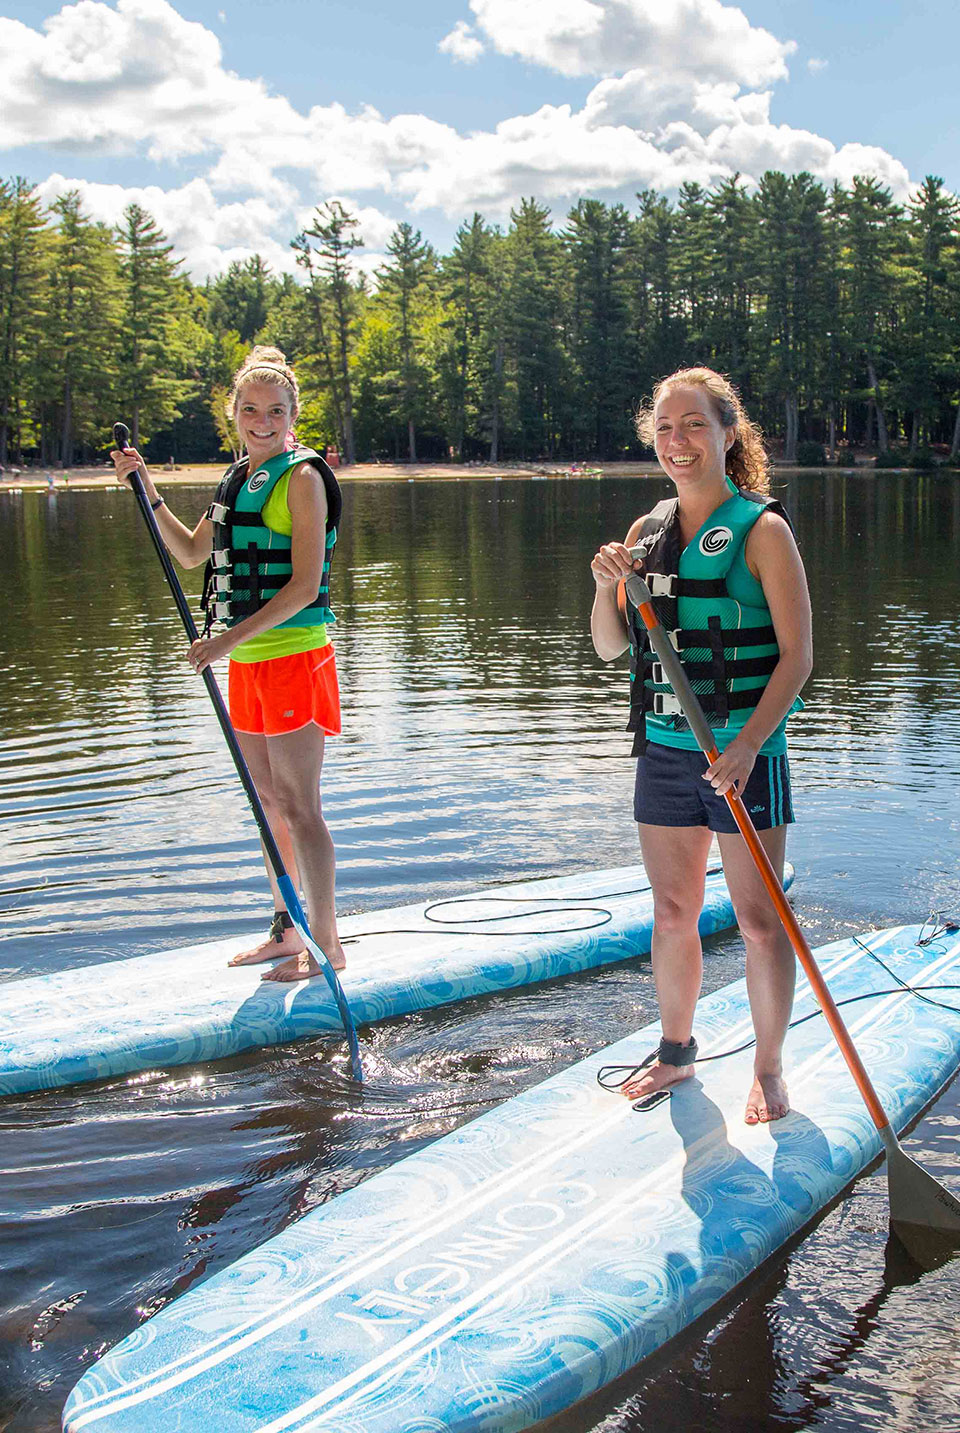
[63,921,960,1433]
[0,861,767,1097]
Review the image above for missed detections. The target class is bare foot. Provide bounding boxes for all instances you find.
[745,1072,790,1125]
[622,1061,695,1103]
[228,929,305,967]
[261,941,347,983]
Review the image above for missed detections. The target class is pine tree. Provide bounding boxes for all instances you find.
[377,222,437,462]
[205,256,278,342]
[751,172,829,461]
[841,176,905,452]
[673,182,711,353]
[442,213,496,459]
[0,178,50,465]
[632,191,685,396]
[703,175,756,383]
[42,191,121,465]
[564,199,635,456]
[115,202,188,447]
[505,199,567,459]
[295,202,364,463]
[898,176,958,453]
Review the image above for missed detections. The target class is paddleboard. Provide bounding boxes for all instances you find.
[62,921,960,1433]
[1,861,767,1098]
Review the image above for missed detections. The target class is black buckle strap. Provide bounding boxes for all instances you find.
[644,651,778,682]
[653,1036,698,1067]
[246,541,262,609]
[268,910,295,943]
[674,624,777,649]
[708,615,728,723]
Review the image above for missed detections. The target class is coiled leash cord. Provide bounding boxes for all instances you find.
[598,912,960,1109]
[340,866,724,943]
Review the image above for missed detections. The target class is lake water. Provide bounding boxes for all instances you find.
[1,473,960,1431]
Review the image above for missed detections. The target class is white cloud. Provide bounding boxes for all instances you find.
[467,0,793,87]
[396,105,686,213]
[6,1,916,276]
[808,57,828,74]
[439,20,485,64]
[583,69,773,134]
[34,173,400,281]
[0,0,311,163]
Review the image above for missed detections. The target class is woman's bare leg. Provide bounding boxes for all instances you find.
[258,723,345,982]
[622,822,714,1101]
[717,823,795,1124]
[227,729,306,966]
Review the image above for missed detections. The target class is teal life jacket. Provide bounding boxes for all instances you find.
[624,482,792,755]
[200,447,342,632]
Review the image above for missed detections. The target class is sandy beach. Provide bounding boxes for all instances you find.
[0,459,669,491]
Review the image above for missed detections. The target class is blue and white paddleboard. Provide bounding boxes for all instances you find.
[63,922,960,1433]
[0,862,762,1098]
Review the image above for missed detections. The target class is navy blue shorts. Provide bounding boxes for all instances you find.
[633,741,794,833]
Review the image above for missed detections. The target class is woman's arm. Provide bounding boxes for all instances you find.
[111,446,212,568]
[703,511,813,795]
[188,463,328,671]
[590,516,645,660]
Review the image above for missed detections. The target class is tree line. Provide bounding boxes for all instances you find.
[2,170,960,469]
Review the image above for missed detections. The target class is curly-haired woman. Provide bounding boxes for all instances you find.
[591,368,812,1123]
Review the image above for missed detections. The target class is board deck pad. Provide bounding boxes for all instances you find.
[0,862,765,1098]
[63,922,960,1433]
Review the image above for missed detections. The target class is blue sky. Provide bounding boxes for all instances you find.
[1,0,956,280]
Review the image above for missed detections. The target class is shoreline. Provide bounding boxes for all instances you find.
[0,458,947,492]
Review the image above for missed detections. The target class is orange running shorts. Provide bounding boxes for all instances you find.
[228,645,341,737]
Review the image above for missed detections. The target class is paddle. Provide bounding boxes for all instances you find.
[625,566,960,1261]
[113,422,363,1082]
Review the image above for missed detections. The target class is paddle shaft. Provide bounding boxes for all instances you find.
[626,576,889,1133]
[113,424,363,1081]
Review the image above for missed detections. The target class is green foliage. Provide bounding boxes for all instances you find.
[873,447,912,467]
[291,202,365,463]
[795,440,827,467]
[115,202,192,447]
[0,177,51,463]
[6,173,960,467]
[43,190,123,465]
[205,256,279,342]
[906,445,938,470]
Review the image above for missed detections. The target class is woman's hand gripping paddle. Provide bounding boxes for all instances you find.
[113,422,363,1082]
[626,566,960,1264]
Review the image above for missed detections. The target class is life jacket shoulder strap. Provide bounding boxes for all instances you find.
[735,488,796,538]
[617,498,677,618]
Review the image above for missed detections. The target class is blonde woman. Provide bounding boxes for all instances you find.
[112,347,345,981]
[591,368,812,1123]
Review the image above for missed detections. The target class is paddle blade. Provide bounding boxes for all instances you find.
[886,1143,960,1267]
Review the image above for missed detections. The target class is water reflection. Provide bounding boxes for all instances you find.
[1,474,960,1431]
